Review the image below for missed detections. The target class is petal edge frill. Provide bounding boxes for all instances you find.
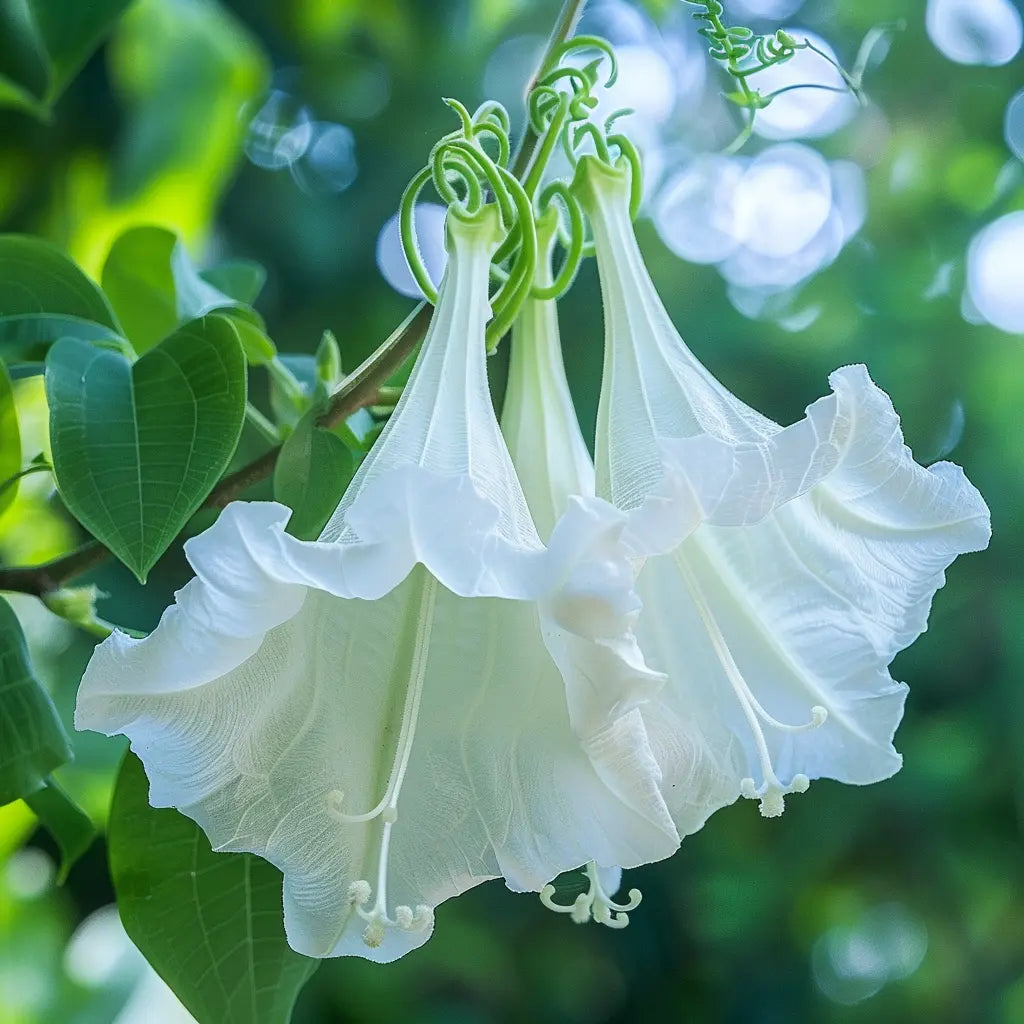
[633,364,990,811]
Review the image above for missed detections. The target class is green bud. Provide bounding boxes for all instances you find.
[316,330,343,389]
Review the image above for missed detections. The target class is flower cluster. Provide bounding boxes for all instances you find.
[75,44,990,963]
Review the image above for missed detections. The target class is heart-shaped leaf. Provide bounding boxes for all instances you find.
[46,317,247,581]
[109,754,318,1024]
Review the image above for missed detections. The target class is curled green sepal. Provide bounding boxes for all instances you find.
[484,166,538,350]
[530,182,584,301]
[543,35,619,87]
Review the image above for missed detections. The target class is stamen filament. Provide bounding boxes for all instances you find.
[328,572,439,948]
[673,548,827,817]
[327,572,438,823]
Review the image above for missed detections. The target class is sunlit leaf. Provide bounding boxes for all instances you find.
[66,0,268,275]
[45,316,247,581]
[109,754,318,1024]
[102,225,248,352]
[273,407,355,540]
[0,595,71,806]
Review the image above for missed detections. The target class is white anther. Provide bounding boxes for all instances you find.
[394,905,414,929]
[741,774,811,817]
[362,917,386,949]
[673,553,829,818]
[540,862,643,930]
[347,879,372,905]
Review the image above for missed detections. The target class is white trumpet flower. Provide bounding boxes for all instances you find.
[572,153,992,818]
[502,209,741,923]
[76,204,681,963]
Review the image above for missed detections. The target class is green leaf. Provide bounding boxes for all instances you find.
[0,235,120,328]
[0,0,134,117]
[23,776,96,883]
[102,226,247,353]
[0,595,71,806]
[28,0,135,102]
[0,358,19,515]
[0,313,125,362]
[273,408,355,540]
[45,317,247,582]
[201,259,267,305]
[233,317,277,366]
[109,754,318,1024]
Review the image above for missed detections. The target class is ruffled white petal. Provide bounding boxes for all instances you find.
[77,517,679,961]
[576,154,992,814]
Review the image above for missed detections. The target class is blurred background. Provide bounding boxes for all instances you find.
[0,0,1022,1020]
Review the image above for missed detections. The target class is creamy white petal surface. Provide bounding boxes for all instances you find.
[502,210,740,840]
[575,154,992,818]
[76,205,678,963]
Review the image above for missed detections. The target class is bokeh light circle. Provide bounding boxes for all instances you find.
[926,0,1023,66]
[376,203,448,299]
[967,210,1024,333]
[1005,89,1024,162]
[654,154,744,264]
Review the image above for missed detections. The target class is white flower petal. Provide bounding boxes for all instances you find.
[502,209,596,541]
[503,212,744,840]
[576,154,992,816]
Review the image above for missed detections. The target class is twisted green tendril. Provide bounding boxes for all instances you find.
[399,32,630,330]
[686,1,898,155]
[399,99,540,348]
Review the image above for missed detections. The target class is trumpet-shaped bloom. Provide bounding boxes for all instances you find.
[571,154,991,818]
[502,210,741,855]
[76,205,681,963]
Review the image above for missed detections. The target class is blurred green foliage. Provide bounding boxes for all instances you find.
[0,0,1021,1022]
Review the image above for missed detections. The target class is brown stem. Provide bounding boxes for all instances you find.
[0,3,586,601]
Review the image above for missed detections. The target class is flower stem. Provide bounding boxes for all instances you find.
[0,0,588,603]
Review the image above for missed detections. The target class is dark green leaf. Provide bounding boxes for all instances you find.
[0,235,120,328]
[28,0,135,102]
[273,407,355,540]
[109,754,318,1024]
[0,358,19,515]
[201,259,267,305]
[46,317,247,582]
[23,776,95,883]
[0,313,125,362]
[0,595,71,806]
[0,0,133,116]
